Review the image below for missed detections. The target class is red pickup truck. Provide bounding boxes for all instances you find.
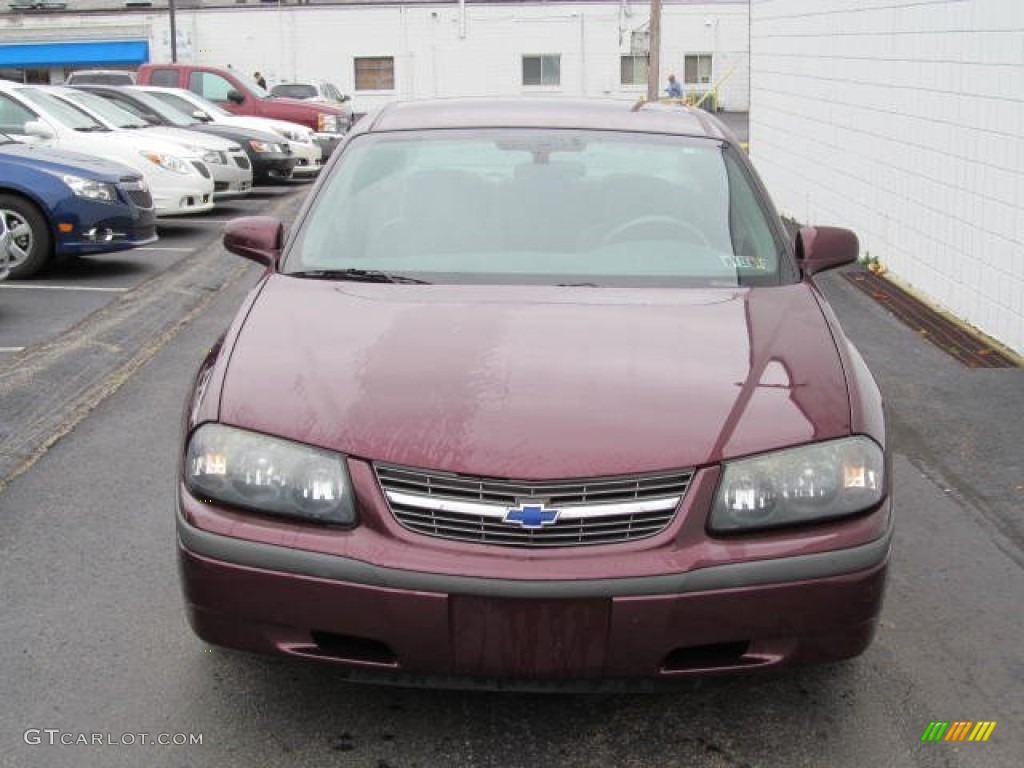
[136,64,350,156]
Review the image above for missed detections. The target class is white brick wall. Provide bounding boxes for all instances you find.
[144,3,752,111]
[749,0,1024,353]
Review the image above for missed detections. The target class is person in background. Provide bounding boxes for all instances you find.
[665,73,683,99]
[253,71,267,89]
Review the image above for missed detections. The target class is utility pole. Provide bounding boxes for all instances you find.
[646,0,662,101]
[169,0,178,62]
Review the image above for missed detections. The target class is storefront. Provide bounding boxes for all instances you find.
[0,39,148,83]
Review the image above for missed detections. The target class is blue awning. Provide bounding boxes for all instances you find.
[0,40,148,67]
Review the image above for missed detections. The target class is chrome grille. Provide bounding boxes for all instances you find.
[376,464,692,548]
[233,154,251,170]
[191,161,211,179]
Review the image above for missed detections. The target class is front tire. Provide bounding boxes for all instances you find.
[0,194,53,279]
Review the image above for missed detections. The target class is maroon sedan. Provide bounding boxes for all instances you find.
[178,99,890,688]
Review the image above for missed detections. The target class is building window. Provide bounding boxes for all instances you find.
[684,54,713,85]
[620,55,648,86]
[354,57,395,91]
[522,55,560,87]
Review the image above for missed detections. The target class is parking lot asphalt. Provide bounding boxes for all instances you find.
[0,183,311,488]
[0,186,301,364]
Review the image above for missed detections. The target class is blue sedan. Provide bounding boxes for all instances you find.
[0,134,157,280]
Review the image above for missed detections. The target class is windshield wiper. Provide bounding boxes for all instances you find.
[289,269,431,285]
[73,126,109,132]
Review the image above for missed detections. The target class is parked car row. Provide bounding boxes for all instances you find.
[0,73,349,279]
[134,64,352,157]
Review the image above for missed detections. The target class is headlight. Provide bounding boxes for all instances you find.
[273,127,311,143]
[187,146,226,165]
[139,151,191,175]
[62,174,118,202]
[248,139,283,154]
[709,436,885,533]
[317,113,339,133]
[185,424,356,525]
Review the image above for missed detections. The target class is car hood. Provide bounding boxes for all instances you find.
[219,280,852,478]
[42,128,203,162]
[0,142,137,180]
[194,123,287,144]
[137,126,239,152]
[266,95,343,115]
[215,115,314,143]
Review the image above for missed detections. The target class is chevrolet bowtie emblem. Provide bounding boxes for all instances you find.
[503,503,560,529]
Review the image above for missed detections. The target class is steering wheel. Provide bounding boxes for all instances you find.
[600,215,711,247]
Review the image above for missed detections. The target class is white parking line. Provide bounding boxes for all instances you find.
[0,284,128,293]
[134,247,196,252]
[0,346,25,352]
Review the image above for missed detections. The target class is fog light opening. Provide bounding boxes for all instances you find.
[661,641,752,672]
[310,631,397,666]
[84,227,116,243]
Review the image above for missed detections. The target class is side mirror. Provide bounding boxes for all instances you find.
[24,120,55,139]
[223,216,284,268]
[797,226,859,277]
[192,110,211,123]
[226,89,244,105]
[341,94,351,103]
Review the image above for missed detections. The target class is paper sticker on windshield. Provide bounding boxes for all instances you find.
[720,254,768,270]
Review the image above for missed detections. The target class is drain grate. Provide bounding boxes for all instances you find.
[842,269,1019,369]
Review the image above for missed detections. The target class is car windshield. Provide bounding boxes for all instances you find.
[234,71,270,98]
[272,84,317,99]
[286,129,790,288]
[144,90,233,119]
[58,90,149,129]
[20,88,107,131]
[122,90,195,127]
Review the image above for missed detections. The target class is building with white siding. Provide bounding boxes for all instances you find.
[749,0,1023,354]
[0,1,751,111]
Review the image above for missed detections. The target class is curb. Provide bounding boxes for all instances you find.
[0,189,307,491]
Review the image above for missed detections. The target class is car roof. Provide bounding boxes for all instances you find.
[365,98,730,142]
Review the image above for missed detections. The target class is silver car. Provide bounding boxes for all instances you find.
[52,87,253,200]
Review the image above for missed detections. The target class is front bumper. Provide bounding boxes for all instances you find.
[151,176,215,217]
[246,152,296,183]
[52,197,158,257]
[209,153,254,200]
[177,492,892,685]
[287,141,324,177]
[312,132,343,159]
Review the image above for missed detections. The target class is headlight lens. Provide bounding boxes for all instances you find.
[710,436,885,533]
[62,174,118,202]
[317,113,339,133]
[248,139,283,154]
[188,147,226,165]
[272,127,310,143]
[185,423,356,525]
[139,150,191,175]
